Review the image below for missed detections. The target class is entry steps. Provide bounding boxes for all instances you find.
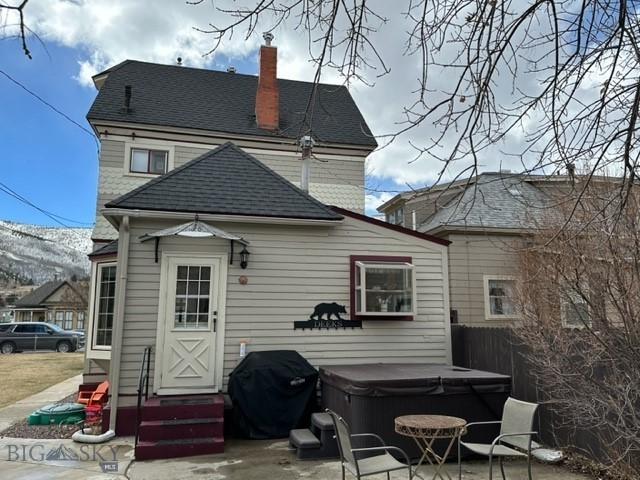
[289,412,339,460]
[135,394,224,460]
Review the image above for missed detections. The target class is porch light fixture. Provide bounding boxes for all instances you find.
[239,246,251,269]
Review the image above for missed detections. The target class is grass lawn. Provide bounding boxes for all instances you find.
[0,353,83,408]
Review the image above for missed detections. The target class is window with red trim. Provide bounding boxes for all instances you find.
[350,255,416,320]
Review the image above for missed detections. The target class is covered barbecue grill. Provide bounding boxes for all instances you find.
[229,350,319,439]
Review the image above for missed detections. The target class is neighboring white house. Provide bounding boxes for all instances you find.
[82,35,452,457]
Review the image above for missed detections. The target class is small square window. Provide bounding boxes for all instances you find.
[484,276,518,319]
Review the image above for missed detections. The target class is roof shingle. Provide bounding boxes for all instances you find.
[88,60,377,148]
[105,142,344,221]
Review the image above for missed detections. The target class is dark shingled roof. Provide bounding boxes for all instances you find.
[88,60,377,148]
[15,280,66,308]
[88,240,118,259]
[105,142,344,221]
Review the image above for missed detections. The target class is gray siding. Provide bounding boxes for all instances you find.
[93,140,365,240]
[446,233,521,326]
[116,216,449,404]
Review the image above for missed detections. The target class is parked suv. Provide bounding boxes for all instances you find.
[0,322,85,354]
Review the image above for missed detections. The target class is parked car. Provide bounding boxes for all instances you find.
[0,322,85,354]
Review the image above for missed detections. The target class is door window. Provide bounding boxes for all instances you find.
[174,265,211,329]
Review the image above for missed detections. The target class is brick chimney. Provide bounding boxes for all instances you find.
[255,32,279,131]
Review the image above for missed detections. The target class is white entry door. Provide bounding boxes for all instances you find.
[157,255,222,394]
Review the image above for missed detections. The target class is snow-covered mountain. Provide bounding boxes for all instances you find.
[0,220,92,286]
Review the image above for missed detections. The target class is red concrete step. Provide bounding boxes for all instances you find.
[141,394,224,421]
[135,437,224,461]
[138,417,223,442]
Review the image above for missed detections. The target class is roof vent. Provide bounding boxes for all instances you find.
[227,66,237,73]
[176,57,183,66]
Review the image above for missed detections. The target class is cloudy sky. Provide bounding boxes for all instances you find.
[0,0,531,226]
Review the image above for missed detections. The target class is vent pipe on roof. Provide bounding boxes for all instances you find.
[227,66,236,73]
[299,135,315,192]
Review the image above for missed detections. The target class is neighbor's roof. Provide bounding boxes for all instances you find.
[418,173,553,233]
[88,240,118,259]
[105,142,344,221]
[88,60,377,148]
[15,280,68,308]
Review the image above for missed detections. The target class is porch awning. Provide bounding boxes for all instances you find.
[139,219,249,245]
[139,218,249,263]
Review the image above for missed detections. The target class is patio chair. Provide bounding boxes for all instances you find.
[326,409,412,480]
[458,397,539,480]
[77,380,109,407]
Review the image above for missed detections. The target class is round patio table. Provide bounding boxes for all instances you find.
[395,415,467,480]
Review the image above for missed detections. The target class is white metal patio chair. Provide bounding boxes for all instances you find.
[326,409,413,480]
[457,397,539,480]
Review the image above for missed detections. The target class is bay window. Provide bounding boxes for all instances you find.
[350,256,416,319]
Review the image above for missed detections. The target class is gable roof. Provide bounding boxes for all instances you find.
[88,60,377,148]
[14,280,72,308]
[418,173,553,233]
[105,142,344,221]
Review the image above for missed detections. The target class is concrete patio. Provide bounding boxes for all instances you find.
[128,438,589,480]
[0,436,593,479]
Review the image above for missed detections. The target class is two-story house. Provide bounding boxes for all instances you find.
[378,172,597,327]
[82,35,452,459]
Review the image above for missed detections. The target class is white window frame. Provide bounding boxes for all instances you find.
[124,141,174,178]
[77,311,85,331]
[86,261,117,359]
[561,291,591,329]
[483,275,519,320]
[355,261,416,316]
[64,311,74,330]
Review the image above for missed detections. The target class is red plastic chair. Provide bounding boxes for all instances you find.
[77,380,109,406]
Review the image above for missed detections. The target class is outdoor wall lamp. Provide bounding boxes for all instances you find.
[239,246,251,269]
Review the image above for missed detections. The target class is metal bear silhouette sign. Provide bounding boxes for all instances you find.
[294,302,362,330]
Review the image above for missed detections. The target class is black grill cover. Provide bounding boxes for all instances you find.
[228,350,319,439]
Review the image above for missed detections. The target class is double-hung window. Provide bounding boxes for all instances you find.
[561,291,590,328]
[94,263,117,348]
[55,311,64,328]
[130,148,168,175]
[351,256,416,319]
[64,311,74,330]
[77,311,85,331]
[484,276,518,319]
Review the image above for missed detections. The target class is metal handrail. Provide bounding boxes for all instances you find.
[134,346,152,448]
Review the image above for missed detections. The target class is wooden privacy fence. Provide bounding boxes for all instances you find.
[451,325,606,458]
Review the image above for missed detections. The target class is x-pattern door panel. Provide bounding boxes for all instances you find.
[160,257,219,392]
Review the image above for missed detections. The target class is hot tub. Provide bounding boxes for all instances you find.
[320,364,511,460]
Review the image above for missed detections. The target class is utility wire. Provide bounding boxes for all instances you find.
[0,181,94,227]
[0,68,100,151]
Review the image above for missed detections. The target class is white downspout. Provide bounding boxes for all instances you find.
[108,215,130,434]
[412,210,417,230]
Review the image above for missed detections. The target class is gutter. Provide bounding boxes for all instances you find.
[101,208,344,229]
[108,215,130,433]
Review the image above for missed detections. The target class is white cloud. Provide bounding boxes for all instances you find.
[19,1,546,195]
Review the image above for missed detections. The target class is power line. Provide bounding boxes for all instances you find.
[0,181,94,227]
[0,68,100,151]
